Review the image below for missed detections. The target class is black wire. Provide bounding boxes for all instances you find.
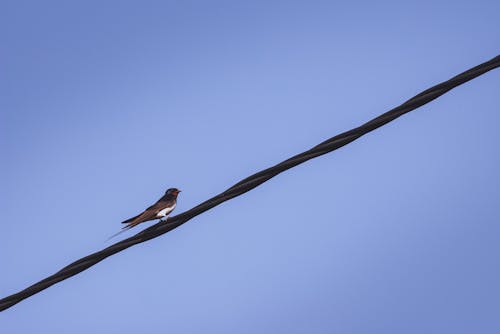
[1,55,499,312]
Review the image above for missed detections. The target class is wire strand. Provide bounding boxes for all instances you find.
[1,55,499,312]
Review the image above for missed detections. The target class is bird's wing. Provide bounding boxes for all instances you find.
[144,200,166,212]
[121,200,164,225]
[120,212,141,225]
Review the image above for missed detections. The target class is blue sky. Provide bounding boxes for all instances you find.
[1,1,499,333]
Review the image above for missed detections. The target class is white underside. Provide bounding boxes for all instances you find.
[157,203,176,218]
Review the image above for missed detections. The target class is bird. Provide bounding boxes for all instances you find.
[108,188,181,240]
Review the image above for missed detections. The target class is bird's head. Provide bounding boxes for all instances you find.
[166,188,181,196]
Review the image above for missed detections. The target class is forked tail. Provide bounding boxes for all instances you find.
[106,225,133,241]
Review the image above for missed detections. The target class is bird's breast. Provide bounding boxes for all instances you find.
[157,203,176,217]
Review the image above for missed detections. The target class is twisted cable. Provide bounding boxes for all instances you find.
[1,55,499,312]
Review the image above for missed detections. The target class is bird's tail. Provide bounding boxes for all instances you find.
[106,224,133,241]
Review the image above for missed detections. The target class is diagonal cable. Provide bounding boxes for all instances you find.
[1,55,499,312]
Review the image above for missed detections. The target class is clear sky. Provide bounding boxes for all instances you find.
[1,1,499,333]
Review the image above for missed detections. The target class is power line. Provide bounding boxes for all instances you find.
[1,55,499,312]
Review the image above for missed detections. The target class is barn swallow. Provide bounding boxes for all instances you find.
[108,188,181,239]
